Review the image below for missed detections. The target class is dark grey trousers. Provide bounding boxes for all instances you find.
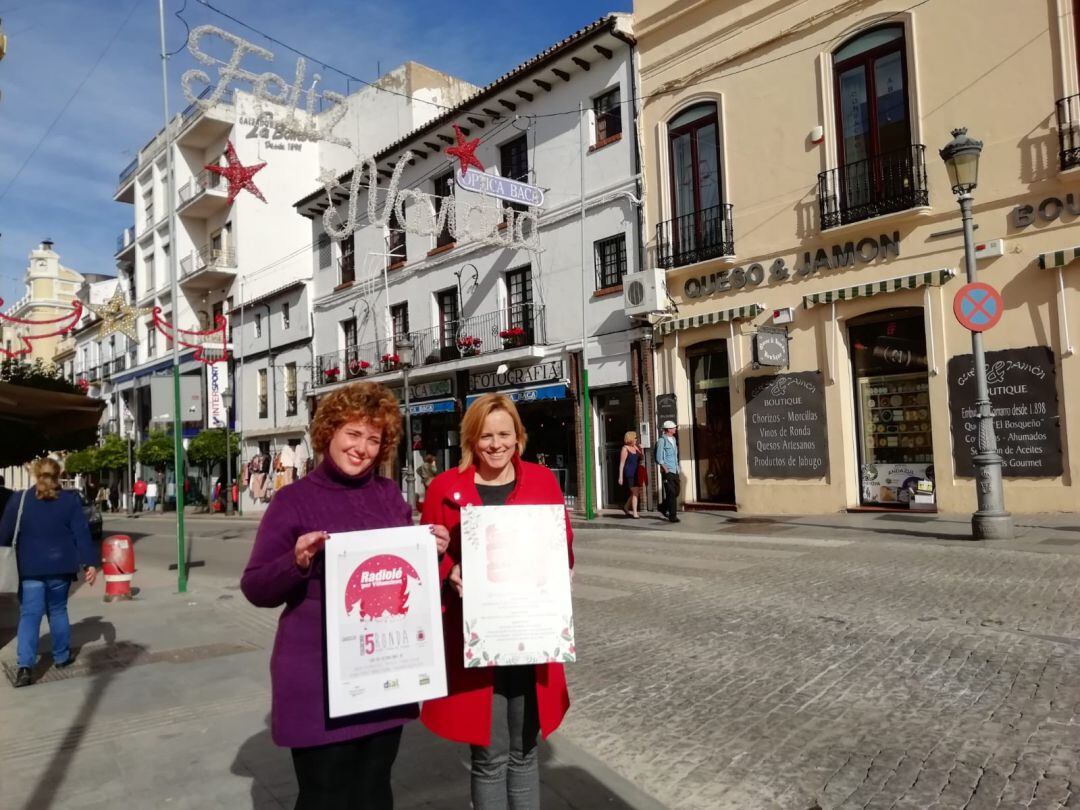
[470,666,540,810]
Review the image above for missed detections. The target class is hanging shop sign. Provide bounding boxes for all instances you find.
[456,167,545,208]
[470,360,563,392]
[241,111,315,150]
[395,377,454,401]
[947,345,1062,478]
[1011,193,1080,229]
[465,383,568,406]
[655,393,677,427]
[206,360,230,429]
[744,371,829,478]
[752,328,789,368]
[684,231,900,299]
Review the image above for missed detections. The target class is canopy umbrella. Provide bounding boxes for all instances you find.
[0,382,105,467]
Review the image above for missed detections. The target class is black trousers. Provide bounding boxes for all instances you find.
[661,472,680,517]
[290,726,403,810]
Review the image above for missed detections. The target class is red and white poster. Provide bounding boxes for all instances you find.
[324,526,446,717]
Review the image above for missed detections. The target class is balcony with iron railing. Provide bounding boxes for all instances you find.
[656,203,735,269]
[115,225,137,258]
[179,243,237,290]
[818,144,929,230]
[1056,94,1080,170]
[314,304,548,387]
[177,169,228,217]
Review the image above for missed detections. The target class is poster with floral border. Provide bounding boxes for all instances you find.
[324,526,447,717]
[460,504,575,667]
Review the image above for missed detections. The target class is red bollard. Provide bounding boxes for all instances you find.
[101,534,135,602]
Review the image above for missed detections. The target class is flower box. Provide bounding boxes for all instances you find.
[457,335,483,357]
[498,327,526,348]
[381,353,401,372]
[322,367,341,382]
[346,358,370,378]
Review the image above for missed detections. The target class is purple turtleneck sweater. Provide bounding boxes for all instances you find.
[241,457,416,749]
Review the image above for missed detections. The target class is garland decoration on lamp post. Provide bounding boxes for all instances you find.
[0,298,83,358]
[151,308,230,364]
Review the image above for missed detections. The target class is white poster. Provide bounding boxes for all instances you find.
[460,504,575,667]
[206,360,229,428]
[324,526,447,718]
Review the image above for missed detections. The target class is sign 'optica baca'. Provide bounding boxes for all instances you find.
[455,168,545,208]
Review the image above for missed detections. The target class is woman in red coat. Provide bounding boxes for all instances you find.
[421,393,573,809]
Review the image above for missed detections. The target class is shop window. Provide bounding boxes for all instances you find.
[658,102,733,268]
[593,88,622,144]
[433,172,455,248]
[687,341,735,504]
[339,233,355,285]
[821,25,926,228]
[594,235,627,289]
[849,309,934,509]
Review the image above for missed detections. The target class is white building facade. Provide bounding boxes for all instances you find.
[297,15,651,510]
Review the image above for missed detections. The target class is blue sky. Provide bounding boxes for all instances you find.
[0,0,629,307]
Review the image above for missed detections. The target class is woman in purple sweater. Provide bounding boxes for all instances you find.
[241,382,449,809]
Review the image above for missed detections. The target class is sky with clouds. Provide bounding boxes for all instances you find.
[0,0,630,307]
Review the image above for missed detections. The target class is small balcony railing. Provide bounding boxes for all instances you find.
[87,366,100,382]
[117,158,138,187]
[314,304,547,387]
[656,203,735,269]
[1056,94,1080,170]
[180,244,237,277]
[115,226,136,255]
[818,144,928,229]
[111,357,126,375]
[178,169,224,205]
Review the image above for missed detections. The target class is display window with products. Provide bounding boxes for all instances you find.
[688,340,735,504]
[849,308,935,510]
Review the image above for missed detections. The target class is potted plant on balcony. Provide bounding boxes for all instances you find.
[322,367,341,383]
[498,327,526,349]
[381,353,401,372]
[76,378,90,394]
[346,358,370,378]
[457,335,483,357]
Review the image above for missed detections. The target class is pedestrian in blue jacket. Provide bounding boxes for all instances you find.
[0,458,98,687]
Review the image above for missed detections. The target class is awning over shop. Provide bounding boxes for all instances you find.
[1038,246,1080,269]
[465,383,569,407]
[400,398,457,415]
[1037,247,1077,355]
[0,382,106,466]
[802,268,955,308]
[656,304,765,336]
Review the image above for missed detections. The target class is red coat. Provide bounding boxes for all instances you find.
[420,457,574,746]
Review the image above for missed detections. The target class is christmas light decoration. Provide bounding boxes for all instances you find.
[445,124,484,176]
[182,25,350,148]
[0,298,83,359]
[205,140,267,204]
[83,287,149,342]
[152,308,230,364]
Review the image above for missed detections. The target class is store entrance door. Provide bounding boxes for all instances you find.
[688,341,736,504]
[595,387,637,508]
[849,308,936,509]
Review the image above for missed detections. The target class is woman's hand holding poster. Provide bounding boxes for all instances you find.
[460,504,575,667]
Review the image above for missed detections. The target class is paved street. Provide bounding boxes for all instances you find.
[4,510,1080,808]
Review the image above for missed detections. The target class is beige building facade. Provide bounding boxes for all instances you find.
[0,240,84,364]
[635,0,1080,514]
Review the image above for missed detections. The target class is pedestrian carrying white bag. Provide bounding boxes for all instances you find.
[0,491,27,593]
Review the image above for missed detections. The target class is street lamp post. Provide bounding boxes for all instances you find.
[125,414,135,516]
[939,127,1014,540]
[395,334,416,509]
[222,389,234,516]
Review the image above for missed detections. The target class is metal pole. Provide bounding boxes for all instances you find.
[225,403,233,516]
[236,280,245,516]
[402,363,415,509]
[158,0,187,591]
[578,101,594,520]
[959,193,1013,540]
[126,418,133,516]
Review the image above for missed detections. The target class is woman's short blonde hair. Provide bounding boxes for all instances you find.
[624,430,638,443]
[458,393,527,471]
[310,382,402,467]
[33,457,62,501]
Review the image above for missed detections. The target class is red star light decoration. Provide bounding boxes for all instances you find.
[445,123,484,177]
[205,140,267,204]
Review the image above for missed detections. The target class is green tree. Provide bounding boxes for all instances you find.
[96,434,132,471]
[187,428,240,467]
[0,357,81,394]
[137,430,175,468]
[63,447,100,476]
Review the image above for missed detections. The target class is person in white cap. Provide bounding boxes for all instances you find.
[656,420,680,522]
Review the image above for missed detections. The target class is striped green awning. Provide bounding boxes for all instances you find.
[656,304,765,336]
[802,268,956,309]
[1038,246,1080,269]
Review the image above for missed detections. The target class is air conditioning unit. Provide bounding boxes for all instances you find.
[623,267,668,317]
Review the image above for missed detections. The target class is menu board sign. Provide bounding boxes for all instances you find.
[744,372,829,477]
[655,393,678,428]
[947,346,1062,477]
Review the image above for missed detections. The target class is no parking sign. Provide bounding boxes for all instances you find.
[953,282,1003,332]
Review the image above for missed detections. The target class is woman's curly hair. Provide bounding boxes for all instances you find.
[32,457,62,501]
[310,382,402,467]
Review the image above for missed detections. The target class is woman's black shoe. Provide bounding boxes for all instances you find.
[14,667,32,687]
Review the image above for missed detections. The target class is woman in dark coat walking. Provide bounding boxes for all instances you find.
[0,458,98,687]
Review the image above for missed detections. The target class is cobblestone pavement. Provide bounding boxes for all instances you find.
[562,522,1080,809]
